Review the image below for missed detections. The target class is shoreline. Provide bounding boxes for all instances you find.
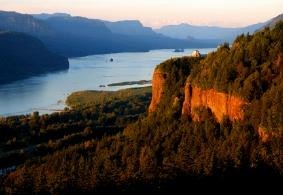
[0,85,152,118]
[0,48,215,118]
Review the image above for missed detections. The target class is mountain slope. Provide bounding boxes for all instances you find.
[104,20,157,36]
[0,11,54,37]
[258,13,283,30]
[0,31,69,84]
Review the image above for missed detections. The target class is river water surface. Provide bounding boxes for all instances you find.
[0,49,215,116]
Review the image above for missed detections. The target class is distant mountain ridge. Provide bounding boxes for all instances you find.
[44,16,112,38]
[0,11,218,57]
[32,13,71,20]
[258,13,283,30]
[1,11,281,58]
[155,22,266,43]
[155,13,283,42]
[0,11,54,37]
[103,20,157,36]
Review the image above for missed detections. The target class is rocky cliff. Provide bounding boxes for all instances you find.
[148,69,167,112]
[149,68,247,122]
[182,83,247,122]
[148,62,282,143]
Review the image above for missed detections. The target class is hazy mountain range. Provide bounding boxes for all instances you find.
[257,13,283,30]
[0,11,216,57]
[155,13,283,42]
[1,11,281,58]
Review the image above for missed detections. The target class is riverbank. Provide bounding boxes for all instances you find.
[66,86,152,109]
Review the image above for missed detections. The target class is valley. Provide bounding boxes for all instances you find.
[0,2,282,192]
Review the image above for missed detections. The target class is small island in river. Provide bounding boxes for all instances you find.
[107,80,151,87]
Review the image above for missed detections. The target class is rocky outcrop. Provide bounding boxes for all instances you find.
[182,83,247,122]
[148,69,167,112]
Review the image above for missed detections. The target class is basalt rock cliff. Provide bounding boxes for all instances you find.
[182,84,246,122]
[148,70,167,112]
[149,68,247,122]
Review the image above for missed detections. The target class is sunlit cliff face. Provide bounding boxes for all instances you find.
[148,69,167,113]
[182,83,246,122]
[149,68,246,122]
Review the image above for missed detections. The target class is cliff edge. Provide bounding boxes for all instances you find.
[148,69,167,112]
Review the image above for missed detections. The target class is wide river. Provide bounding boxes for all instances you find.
[0,49,215,116]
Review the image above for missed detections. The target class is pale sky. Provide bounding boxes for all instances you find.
[1,0,283,28]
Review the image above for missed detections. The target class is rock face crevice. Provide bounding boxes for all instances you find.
[182,83,247,122]
[148,69,167,113]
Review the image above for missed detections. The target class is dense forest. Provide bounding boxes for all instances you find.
[0,22,283,193]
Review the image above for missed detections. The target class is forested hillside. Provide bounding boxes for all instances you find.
[189,21,283,134]
[0,22,282,193]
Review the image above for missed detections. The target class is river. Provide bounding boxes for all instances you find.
[0,49,215,116]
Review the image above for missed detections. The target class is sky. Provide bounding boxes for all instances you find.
[1,0,283,28]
